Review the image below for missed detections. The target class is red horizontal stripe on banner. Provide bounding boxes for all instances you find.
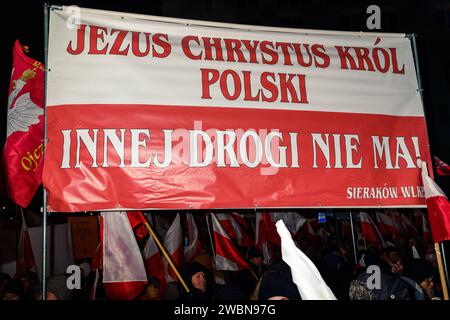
[43,104,431,212]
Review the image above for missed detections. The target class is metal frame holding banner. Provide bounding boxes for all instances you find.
[40,5,442,299]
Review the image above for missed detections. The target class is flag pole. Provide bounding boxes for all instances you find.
[349,212,358,264]
[441,243,450,293]
[205,213,216,258]
[141,219,190,293]
[434,242,449,300]
[41,2,50,300]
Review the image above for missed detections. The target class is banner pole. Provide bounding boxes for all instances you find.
[349,212,358,264]
[142,219,190,293]
[40,2,50,301]
[434,243,449,300]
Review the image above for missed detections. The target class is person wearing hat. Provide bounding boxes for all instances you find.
[257,262,301,300]
[178,262,213,301]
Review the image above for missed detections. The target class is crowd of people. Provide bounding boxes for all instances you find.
[0,211,446,301]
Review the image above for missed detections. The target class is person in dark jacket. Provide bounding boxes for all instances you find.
[178,262,213,301]
[349,252,410,300]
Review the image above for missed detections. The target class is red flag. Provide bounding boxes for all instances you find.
[421,162,450,243]
[126,211,149,242]
[100,212,148,300]
[163,214,183,282]
[184,213,202,262]
[434,156,450,176]
[360,212,386,248]
[264,212,281,246]
[1,40,44,207]
[211,213,250,271]
[16,208,36,274]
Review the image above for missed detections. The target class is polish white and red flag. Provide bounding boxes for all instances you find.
[360,212,387,248]
[126,211,167,292]
[216,213,253,247]
[142,225,167,293]
[100,212,148,300]
[434,156,450,176]
[375,211,401,240]
[421,162,450,243]
[388,210,407,235]
[211,213,250,271]
[184,213,202,262]
[163,214,184,282]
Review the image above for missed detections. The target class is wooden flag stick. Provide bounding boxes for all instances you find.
[435,242,449,300]
[142,220,190,293]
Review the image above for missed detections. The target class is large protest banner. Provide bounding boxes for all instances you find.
[43,6,432,212]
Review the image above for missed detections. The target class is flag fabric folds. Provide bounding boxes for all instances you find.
[1,40,44,207]
[100,212,147,300]
[434,156,450,176]
[375,211,401,240]
[216,213,253,248]
[17,208,36,274]
[276,220,336,300]
[184,213,202,262]
[163,214,184,282]
[360,212,387,248]
[211,213,250,271]
[142,226,167,293]
[255,212,278,264]
[421,162,450,243]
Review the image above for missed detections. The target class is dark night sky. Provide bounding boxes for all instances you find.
[1,0,449,208]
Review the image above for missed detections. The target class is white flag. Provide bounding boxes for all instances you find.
[276,220,336,300]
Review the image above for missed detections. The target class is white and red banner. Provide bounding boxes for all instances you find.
[44,7,432,212]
